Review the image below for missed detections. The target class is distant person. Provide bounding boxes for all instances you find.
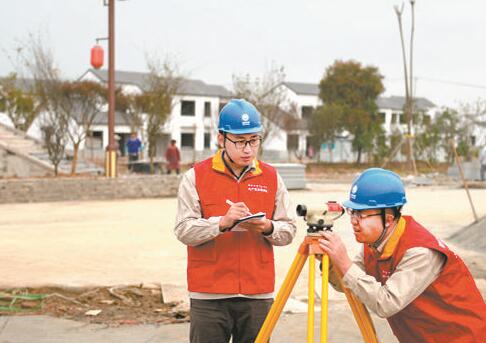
[319,168,486,342]
[307,145,315,159]
[165,139,181,175]
[126,132,142,171]
[480,145,486,181]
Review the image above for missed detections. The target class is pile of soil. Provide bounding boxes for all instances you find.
[449,215,486,254]
[0,285,189,326]
[448,216,486,285]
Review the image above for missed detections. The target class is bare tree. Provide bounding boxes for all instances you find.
[0,72,41,131]
[232,64,297,147]
[394,1,418,174]
[18,33,68,175]
[116,90,144,134]
[142,57,182,173]
[58,81,107,174]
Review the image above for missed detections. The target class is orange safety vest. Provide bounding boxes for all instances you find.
[364,216,486,342]
[188,151,278,294]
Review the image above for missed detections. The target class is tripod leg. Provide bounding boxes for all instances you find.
[320,255,329,343]
[336,275,379,343]
[308,255,316,343]
[255,250,308,343]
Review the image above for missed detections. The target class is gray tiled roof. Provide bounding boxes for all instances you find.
[377,96,436,111]
[84,69,232,97]
[72,110,131,126]
[283,82,435,110]
[283,82,320,95]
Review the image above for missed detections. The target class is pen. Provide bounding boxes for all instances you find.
[226,199,235,206]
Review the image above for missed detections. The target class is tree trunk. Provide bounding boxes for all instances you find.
[356,148,362,164]
[70,142,80,175]
[150,155,154,174]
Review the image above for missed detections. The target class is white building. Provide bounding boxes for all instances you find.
[79,69,233,163]
[7,72,473,167]
[279,82,439,162]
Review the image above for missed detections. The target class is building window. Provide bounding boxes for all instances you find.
[301,106,314,120]
[181,133,195,148]
[85,131,103,149]
[287,134,299,150]
[204,102,211,117]
[204,133,211,149]
[422,114,431,125]
[392,113,399,124]
[181,101,195,116]
[378,112,386,124]
[399,113,407,124]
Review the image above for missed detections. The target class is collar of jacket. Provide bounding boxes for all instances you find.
[378,216,407,260]
[211,149,262,176]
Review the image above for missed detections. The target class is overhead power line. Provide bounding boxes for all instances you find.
[414,76,486,90]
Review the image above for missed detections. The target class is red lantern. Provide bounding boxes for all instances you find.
[90,45,104,69]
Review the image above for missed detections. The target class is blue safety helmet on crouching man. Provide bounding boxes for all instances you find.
[344,168,407,248]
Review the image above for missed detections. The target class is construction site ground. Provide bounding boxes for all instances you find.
[1,179,486,342]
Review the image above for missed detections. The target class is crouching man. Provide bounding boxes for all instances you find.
[319,168,486,342]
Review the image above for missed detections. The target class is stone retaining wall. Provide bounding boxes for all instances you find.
[0,175,180,204]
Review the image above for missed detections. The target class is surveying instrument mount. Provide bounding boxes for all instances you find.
[255,201,379,343]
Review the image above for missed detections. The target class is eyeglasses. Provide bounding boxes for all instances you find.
[225,136,262,150]
[346,208,382,220]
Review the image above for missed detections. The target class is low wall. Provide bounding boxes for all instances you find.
[447,160,481,181]
[0,146,53,178]
[0,175,180,204]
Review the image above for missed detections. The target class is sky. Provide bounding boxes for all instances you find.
[1,0,485,108]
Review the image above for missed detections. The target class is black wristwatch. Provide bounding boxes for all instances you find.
[262,222,274,236]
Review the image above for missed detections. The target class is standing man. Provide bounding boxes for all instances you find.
[165,139,181,175]
[174,99,297,343]
[480,145,486,181]
[319,168,486,342]
[126,132,142,171]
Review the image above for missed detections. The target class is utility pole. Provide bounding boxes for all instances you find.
[105,0,117,177]
[394,1,418,175]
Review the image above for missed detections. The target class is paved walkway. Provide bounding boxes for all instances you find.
[0,304,398,343]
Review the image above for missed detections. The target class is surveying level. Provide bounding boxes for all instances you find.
[255,201,379,343]
[296,201,345,233]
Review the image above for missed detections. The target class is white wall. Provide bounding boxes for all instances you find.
[166,95,223,152]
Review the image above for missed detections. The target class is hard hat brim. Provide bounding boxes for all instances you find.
[220,126,263,135]
[343,199,406,210]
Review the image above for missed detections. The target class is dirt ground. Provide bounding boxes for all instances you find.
[0,285,188,326]
[0,179,485,329]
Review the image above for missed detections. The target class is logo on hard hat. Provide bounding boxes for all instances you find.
[350,185,358,199]
[241,113,250,126]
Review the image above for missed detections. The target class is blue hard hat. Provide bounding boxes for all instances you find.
[218,99,262,134]
[343,168,407,210]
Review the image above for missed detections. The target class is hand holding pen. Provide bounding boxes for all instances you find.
[220,199,272,234]
[219,199,251,232]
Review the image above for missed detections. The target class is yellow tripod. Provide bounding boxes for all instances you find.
[255,235,379,343]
